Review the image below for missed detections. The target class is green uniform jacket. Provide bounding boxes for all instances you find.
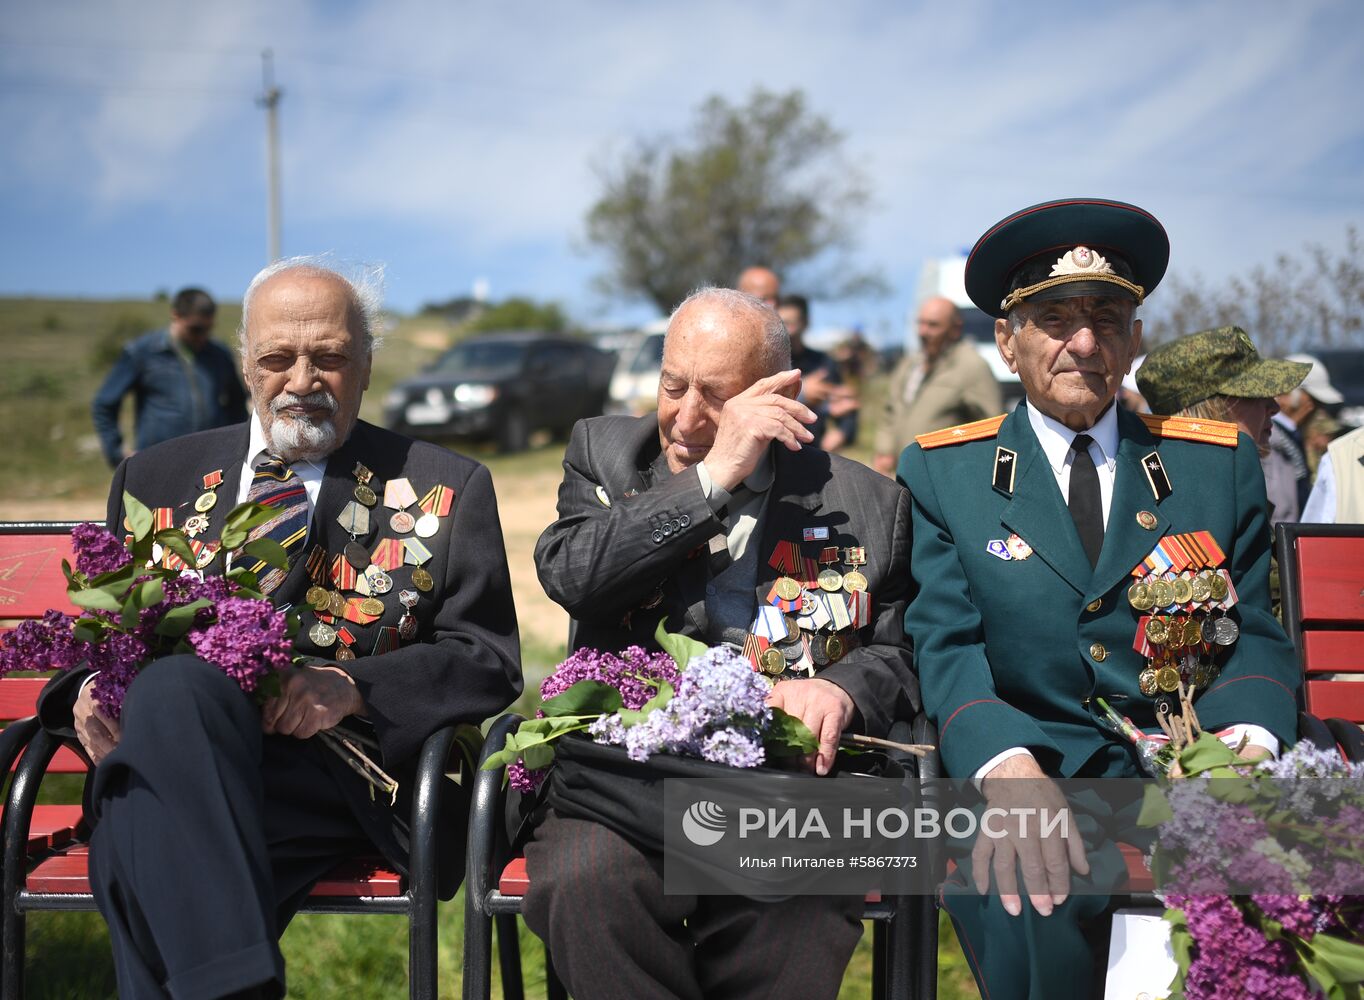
[898,403,1299,779]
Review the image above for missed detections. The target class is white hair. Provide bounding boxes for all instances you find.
[238,254,386,355]
[666,286,791,375]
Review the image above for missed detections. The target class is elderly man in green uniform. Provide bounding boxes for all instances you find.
[897,199,1300,999]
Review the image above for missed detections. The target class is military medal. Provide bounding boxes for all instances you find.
[327,591,347,617]
[1145,616,1170,645]
[816,546,843,592]
[334,626,357,661]
[363,564,393,595]
[1138,667,1159,697]
[1127,581,1154,611]
[390,511,416,534]
[309,621,338,647]
[411,566,434,592]
[1190,574,1212,604]
[759,647,786,676]
[352,463,378,507]
[183,513,210,538]
[403,538,433,566]
[195,469,224,513]
[1004,533,1033,560]
[775,577,802,602]
[307,586,331,611]
[841,547,868,594]
[398,590,419,641]
[384,477,419,533]
[1136,510,1158,530]
[1210,573,1229,602]
[1149,579,1174,609]
[344,540,371,571]
[1156,665,1181,693]
[415,484,455,539]
[1213,617,1239,645]
[824,634,845,663]
[1171,575,1194,606]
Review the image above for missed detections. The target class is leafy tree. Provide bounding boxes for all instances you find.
[466,297,569,334]
[1143,225,1363,353]
[585,88,882,313]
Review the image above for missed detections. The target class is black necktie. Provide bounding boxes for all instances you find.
[1068,433,1103,568]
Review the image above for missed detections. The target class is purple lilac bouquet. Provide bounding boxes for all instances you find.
[488,622,817,793]
[0,492,295,718]
[1138,736,1364,998]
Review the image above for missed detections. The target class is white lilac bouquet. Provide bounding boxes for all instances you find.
[1138,734,1364,999]
[0,493,294,714]
[486,622,819,792]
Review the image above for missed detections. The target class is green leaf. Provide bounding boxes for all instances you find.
[654,617,708,671]
[123,491,154,543]
[220,502,279,551]
[154,598,213,637]
[154,528,197,567]
[241,537,289,570]
[72,620,108,643]
[1305,933,1364,985]
[1137,784,1174,827]
[540,680,622,718]
[1176,731,1240,776]
[637,680,674,717]
[521,743,556,771]
[70,587,124,613]
[763,707,819,757]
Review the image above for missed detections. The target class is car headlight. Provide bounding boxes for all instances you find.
[452,383,498,407]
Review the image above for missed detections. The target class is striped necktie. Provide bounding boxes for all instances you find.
[245,453,311,595]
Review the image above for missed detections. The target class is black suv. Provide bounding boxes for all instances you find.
[384,333,616,451]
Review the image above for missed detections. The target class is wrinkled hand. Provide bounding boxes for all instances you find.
[767,677,855,776]
[706,370,816,491]
[261,665,365,740]
[975,754,1088,917]
[74,679,120,765]
[801,370,836,406]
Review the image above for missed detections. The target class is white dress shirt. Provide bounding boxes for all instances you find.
[236,414,328,517]
[1301,452,1336,523]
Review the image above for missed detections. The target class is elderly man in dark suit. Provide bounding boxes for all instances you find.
[39,258,522,999]
[523,287,918,1000]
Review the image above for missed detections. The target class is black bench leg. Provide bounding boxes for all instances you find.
[2,909,24,1000]
[495,914,523,1000]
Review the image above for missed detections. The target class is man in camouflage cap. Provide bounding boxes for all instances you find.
[1137,326,1309,455]
[898,201,1299,999]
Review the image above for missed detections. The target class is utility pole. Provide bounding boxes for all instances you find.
[257,49,282,263]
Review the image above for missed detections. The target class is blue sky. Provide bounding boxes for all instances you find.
[2,0,1362,346]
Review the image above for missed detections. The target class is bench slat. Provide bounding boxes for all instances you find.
[0,535,79,620]
[1296,537,1364,627]
[27,846,406,897]
[1303,631,1364,675]
[1306,680,1364,724]
[29,805,83,852]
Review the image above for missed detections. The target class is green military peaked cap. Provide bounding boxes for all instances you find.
[1136,326,1310,414]
[965,198,1170,318]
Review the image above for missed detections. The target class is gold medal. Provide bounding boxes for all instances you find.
[1136,510,1158,530]
[328,591,347,617]
[309,622,338,647]
[307,586,331,611]
[817,568,843,592]
[411,567,434,592]
[842,571,868,594]
[759,647,786,676]
[1209,574,1229,602]
[1156,666,1181,692]
[354,484,377,507]
[1138,667,1159,697]
[1172,576,1194,605]
[194,491,218,513]
[359,597,385,617]
[1183,617,1204,647]
[1149,579,1174,608]
[1190,576,1211,604]
[824,634,845,662]
[775,577,802,601]
[1127,581,1153,611]
[1144,616,1170,645]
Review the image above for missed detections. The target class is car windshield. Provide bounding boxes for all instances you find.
[629,334,665,374]
[428,341,526,378]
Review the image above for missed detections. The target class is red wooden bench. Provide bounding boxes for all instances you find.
[1277,522,1364,759]
[0,522,475,999]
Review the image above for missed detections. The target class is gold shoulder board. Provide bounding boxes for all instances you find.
[1139,413,1239,447]
[916,414,1007,450]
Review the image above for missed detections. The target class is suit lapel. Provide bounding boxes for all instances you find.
[184,426,249,550]
[1091,410,1169,596]
[286,428,381,605]
[997,407,1093,595]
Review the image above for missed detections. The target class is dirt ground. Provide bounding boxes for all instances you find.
[0,468,570,654]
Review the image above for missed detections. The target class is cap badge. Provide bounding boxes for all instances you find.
[1050,246,1114,278]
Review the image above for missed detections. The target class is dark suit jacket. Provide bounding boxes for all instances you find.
[533,414,918,737]
[899,403,1300,780]
[40,419,522,895]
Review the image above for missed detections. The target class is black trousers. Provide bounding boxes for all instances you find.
[522,810,865,1000]
[88,656,372,1000]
